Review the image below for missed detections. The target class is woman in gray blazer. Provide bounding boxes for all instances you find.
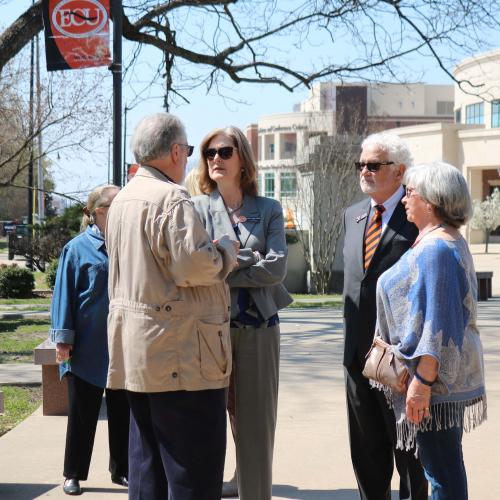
[192,126,292,500]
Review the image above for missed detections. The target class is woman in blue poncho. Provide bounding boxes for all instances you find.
[374,161,486,500]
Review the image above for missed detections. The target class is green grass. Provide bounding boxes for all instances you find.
[0,298,51,306]
[34,271,48,289]
[292,294,341,300]
[0,318,50,363]
[289,293,343,308]
[288,300,342,308]
[0,305,49,311]
[0,385,42,437]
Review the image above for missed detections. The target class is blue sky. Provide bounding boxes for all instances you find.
[2,1,499,198]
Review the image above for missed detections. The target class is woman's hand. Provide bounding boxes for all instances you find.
[56,343,72,363]
[213,237,240,252]
[405,377,431,425]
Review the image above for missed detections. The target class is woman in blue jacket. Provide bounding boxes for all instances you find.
[51,184,129,496]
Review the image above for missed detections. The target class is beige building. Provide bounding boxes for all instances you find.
[245,81,455,292]
[388,49,500,243]
[247,81,454,203]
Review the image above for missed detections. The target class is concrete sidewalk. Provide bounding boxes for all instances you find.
[0,364,41,385]
[1,301,500,499]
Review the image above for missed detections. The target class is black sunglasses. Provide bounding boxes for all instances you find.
[354,161,394,172]
[204,146,236,161]
[175,143,194,157]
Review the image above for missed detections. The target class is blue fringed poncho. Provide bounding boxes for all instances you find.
[375,236,487,450]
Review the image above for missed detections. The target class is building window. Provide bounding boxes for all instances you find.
[264,135,275,160]
[280,133,297,159]
[437,101,453,115]
[280,172,297,198]
[257,173,263,196]
[465,102,484,124]
[455,108,461,124]
[264,173,275,198]
[492,100,500,128]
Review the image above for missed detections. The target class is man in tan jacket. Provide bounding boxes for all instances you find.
[105,113,238,500]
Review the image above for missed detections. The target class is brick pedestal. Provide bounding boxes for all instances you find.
[34,339,69,416]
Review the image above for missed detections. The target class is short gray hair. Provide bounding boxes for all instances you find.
[131,113,186,164]
[362,132,413,169]
[404,161,472,228]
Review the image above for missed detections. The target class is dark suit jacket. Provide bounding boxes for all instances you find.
[342,195,417,368]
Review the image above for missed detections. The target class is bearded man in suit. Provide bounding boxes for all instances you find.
[342,132,428,500]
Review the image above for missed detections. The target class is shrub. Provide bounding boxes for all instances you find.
[0,264,35,298]
[45,259,59,290]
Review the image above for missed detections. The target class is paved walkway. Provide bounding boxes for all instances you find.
[0,364,41,385]
[1,301,500,499]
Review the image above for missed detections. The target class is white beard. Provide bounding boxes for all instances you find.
[360,177,376,194]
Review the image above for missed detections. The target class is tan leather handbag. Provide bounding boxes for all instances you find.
[362,337,409,394]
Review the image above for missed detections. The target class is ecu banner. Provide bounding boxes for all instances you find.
[42,0,111,71]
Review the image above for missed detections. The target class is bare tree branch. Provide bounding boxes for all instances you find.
[1,0,499,101]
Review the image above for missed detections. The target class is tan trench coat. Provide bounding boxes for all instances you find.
[105,166,237,392]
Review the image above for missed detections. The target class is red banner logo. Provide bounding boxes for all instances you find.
[43,0,111,70]
[52,0,109,38]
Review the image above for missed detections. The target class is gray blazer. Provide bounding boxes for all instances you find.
[192,190,293,320]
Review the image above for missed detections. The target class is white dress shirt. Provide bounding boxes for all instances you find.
[366,185,405,236]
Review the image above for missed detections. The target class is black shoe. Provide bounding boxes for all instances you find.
[221,476,238,497]
[111,475,128,487]
[63,479,82,496]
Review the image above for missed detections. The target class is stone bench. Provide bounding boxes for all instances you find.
[34,339,68,416]
[476,271,493,301]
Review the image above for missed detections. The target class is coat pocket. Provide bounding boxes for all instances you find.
[197,320,231,381]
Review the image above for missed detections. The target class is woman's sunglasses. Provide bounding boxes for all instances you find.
[204,146,236,161]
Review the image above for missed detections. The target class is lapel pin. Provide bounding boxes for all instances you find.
[356,213,367,223]
[238,215,247,223]
[244,216,260,222]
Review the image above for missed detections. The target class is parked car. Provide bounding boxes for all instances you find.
[8,225,29,260]
[2,221,16,236]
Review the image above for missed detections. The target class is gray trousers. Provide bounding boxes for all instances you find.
[228,324,280,500]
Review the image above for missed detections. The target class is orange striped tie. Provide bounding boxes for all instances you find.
[364,204,385,270]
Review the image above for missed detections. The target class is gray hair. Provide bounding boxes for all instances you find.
[81,184,120,231]
[362,132,413,169]
[404,161,472,228]
[131,113,186,164]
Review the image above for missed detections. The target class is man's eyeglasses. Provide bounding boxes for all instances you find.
[354,161,394,172]
[204,146,237,161]
[175,144,194,157]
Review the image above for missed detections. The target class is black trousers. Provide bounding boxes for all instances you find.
[63,373,129,481]
[127,388,226,500]
[345,359,428,500]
